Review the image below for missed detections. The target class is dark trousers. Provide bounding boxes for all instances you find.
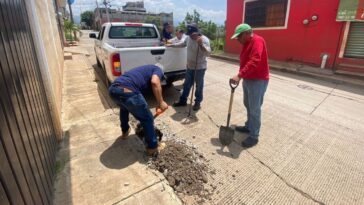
[109,85,157,149]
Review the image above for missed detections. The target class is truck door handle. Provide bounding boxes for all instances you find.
[151,49,165,55]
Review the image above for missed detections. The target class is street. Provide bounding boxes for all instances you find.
[55,31,364,205]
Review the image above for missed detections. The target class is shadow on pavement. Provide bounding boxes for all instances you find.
[100,135,147,169]
[91,64,118,109]
[210,128,248,159]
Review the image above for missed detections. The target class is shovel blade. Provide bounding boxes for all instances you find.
[219,126,234,146]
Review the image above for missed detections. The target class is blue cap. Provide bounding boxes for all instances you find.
[186,23,200,35]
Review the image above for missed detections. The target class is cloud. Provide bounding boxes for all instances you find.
[173,2,225,24]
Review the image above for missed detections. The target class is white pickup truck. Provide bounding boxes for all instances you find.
[89,22,187,85]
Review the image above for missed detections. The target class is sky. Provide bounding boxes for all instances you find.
[70,0,227,25]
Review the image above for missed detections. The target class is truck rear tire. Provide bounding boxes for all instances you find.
[102,63,110,88]
[96,57,101,67]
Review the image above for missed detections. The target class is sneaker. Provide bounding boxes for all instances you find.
[172,101,187,107]
[146,142,166,156]
[192,103,201,111]
[235,126,250,133]
[120,127,131,139]
[241,137,259,148]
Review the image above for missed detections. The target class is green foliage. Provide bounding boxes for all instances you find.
[81,11,94,27]
[145,16,161,27]
[145,16,162,33]
[64,20,80,41]
[178,10,226,51]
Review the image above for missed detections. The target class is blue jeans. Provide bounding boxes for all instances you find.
[243,79,269,139]
[179,68,206,105]
[109,85,157,149]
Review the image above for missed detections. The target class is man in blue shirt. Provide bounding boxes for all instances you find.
[109,65,168,156]
[162,22,173,42]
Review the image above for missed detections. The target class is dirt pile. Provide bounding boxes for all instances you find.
[148,140,214,204]
[132,119,215,204]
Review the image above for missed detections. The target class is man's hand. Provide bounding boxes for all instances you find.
[196,36,203,45]
[158,101,169,112]
[231,75,241,85]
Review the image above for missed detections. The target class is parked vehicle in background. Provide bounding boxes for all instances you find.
[89,22,187,86]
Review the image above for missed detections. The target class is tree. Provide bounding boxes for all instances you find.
[145,16,162,31]
[178,10,226,52]
[178,10,218,40]
[81,11,94,28]
[64,20,80,42]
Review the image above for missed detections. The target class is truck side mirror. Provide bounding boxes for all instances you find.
[89,33,97,38]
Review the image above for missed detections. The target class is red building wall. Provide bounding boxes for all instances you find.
[225,0,345,68]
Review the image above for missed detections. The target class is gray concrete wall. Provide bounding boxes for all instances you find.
[26,0,64,140]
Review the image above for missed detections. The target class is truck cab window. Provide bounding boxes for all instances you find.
[109,26,158,39]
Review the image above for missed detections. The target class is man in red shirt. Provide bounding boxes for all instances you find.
[230,24,269,148]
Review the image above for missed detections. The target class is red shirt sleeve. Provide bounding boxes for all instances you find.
[238,38,264,78]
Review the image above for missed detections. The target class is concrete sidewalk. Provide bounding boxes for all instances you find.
[52,52,181,205]
[211,52,364,88]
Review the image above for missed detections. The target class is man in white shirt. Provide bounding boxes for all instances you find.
[169,29,187,44]
[167,24,211,111]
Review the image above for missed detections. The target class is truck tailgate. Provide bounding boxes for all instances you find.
[118,46,187,73]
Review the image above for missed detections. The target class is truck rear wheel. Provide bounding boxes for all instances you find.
[102,63,110,88]
[96,57,101,67]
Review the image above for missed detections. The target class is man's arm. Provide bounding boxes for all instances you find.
[197,36,211,55]
[166,36,187,48]
[151,75,168,111]
[238,39,264,78]
[231,39,264,84]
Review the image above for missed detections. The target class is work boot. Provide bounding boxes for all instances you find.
[241,137,259,148]
[120,127,131,139]
[192,103,201,111]
[146,142,166,156]
[172,101,187,107]
[235,126,250,133]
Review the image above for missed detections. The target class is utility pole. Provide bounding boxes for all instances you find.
[103,0,110,22]
[68,1,77,41]
[68,1,74,23]
[96,0,101,29]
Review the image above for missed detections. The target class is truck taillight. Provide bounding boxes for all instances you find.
[111,53,122,76]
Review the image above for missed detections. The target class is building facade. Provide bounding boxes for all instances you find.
[225,0,364,74]
[93,2,173,31]
[1,0,64,204]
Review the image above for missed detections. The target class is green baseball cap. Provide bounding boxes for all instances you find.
[231,23,252,39]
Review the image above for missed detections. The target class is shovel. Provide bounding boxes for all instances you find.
[136,107,167,141]
[219,79,239,146]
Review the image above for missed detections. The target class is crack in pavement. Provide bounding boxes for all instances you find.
[201,109,220,128]
[111,179,167,205]
[246,150,325,205]
[310,84,338,115]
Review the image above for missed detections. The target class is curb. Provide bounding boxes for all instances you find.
[210,54,364,88]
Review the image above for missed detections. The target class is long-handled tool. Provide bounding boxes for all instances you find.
[136,107,167,142]
[219,79,239,146]
[187,44,200,117]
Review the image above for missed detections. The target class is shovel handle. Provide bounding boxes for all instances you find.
[226,79,237,127]
[229,79,239,91]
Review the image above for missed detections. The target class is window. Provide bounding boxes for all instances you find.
[244,0,289,28]
[109,26,158,39]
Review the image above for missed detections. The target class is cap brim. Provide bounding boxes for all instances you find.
[230,33,240,39]
[187,31,200,36]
